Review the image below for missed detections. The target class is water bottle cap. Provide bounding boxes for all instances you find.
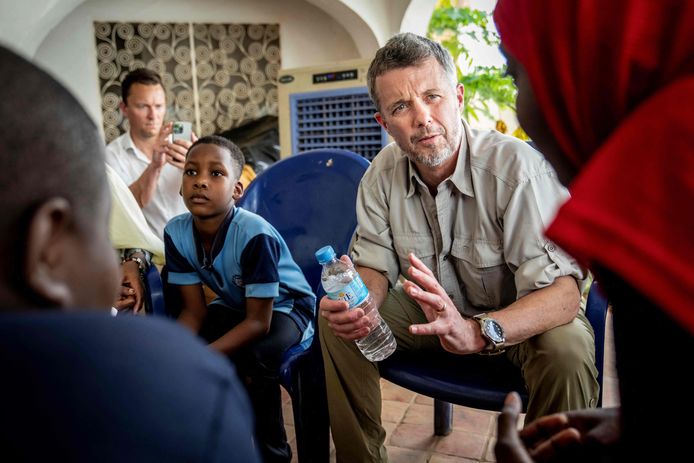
[315,245,336,264]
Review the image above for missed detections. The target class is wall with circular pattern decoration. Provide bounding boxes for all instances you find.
[95,21,279,143]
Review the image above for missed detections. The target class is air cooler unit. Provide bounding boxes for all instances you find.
[278,58,388,160]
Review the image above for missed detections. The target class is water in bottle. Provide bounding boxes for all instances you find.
[315,245,396,362]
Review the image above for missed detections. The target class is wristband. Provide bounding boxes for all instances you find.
[122,248,152,264]
[123,256,147,275]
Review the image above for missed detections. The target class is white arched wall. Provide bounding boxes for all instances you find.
[0,0,84,58]
[1,0,439,128]
[400,0,437,36]
[29,0,363,128]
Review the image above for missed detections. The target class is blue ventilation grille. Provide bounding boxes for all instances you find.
[290,87,387,160]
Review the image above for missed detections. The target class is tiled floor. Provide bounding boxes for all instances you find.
[282,309,618,462]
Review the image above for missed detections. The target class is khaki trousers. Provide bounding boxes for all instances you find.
[319,285,599,463]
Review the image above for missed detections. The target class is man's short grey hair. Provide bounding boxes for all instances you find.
[367,32,458,112]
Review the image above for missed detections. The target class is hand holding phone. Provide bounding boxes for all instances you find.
[166,121,197,170]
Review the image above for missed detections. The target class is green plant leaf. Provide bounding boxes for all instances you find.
[427,4,517,122]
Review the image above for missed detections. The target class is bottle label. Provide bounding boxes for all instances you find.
[326,277,369,309]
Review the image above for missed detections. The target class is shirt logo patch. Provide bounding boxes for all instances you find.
[232,275,245,287]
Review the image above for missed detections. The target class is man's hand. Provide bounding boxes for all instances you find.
[115,260,144,313]
[404,253,484,354]
[496,392,620,462]
[114,285,136,312]
[163,128,198,170]
[319,255,371,341]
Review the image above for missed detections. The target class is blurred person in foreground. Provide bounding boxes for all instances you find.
[0,44,259,462]
[493,1,694,461]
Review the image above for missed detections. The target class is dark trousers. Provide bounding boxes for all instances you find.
[603,269,694,462]
[200,303,302,463]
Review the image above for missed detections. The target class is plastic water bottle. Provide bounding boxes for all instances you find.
[315,245,396,362]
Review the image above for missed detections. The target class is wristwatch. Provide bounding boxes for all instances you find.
[473,313,506,355]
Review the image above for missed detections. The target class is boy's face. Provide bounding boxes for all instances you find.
[182,144,243,220]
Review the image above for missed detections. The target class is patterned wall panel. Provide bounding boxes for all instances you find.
[95,22,280,143]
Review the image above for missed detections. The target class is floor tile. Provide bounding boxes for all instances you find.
[284,423,295,442]
[402,403,434,425]
[429,453,481,463]
[485,437,497,462]
[384,446,430,463]
[433,429,488,460]
[452,406,496,435]
[281,400,294,426]
[382,399,410,423]
[383,421,398,445]
[381,379,417,403]
[388,423,438,450]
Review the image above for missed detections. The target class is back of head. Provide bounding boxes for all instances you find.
[121,67,164,104]
[0,45,112,307]
[188,134,246,180]
[367,32,457,111]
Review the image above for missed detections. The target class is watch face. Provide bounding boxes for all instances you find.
[483,319,505,343]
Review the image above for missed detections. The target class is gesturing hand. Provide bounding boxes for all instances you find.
[403,253,480,354]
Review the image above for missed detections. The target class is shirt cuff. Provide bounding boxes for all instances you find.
[168,271,201,286]
[245,282,279,298]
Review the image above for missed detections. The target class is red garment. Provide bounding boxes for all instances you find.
[494,0,694,333]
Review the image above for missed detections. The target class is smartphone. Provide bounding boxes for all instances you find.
[172,121,193,142]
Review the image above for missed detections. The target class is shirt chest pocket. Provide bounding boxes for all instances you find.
[393,234,436,280]
[450,239,515,309]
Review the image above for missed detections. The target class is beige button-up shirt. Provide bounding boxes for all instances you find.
[352,120,584,316]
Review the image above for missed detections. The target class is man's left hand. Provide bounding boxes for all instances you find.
[118,260,144,313]
[404,253,483,354]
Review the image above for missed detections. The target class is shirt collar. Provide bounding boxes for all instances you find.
[193,206,236,268]
[122,131,152,163]
[405,119,475,198]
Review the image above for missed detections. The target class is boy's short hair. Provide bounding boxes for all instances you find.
[188,135,245,180]
[121,68,164,104]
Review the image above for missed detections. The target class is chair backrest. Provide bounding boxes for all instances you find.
[144,264,166,316]
[236,149,370,292]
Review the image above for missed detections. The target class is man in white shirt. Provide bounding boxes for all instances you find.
[105,68,194,238]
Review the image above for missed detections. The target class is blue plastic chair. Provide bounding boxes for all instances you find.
[143,264,166,316]
[237,148,370,462]
[378,281,609,435]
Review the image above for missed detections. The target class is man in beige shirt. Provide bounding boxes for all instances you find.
[319,33,599,463]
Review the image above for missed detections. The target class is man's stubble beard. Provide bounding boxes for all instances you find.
[404,121,461,168]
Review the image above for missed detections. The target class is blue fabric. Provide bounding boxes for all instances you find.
[165,206,315,343]
[0,312,260,462]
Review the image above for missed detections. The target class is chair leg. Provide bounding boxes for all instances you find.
[434,399,453,436]
[291,353,330,462]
